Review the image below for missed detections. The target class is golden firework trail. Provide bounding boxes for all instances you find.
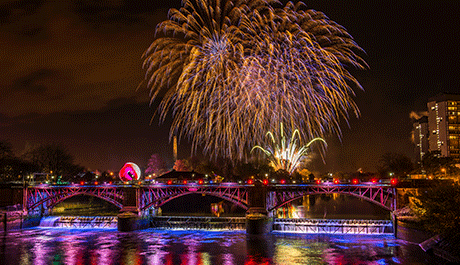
[142,0,367,162]
[251,123,326,174]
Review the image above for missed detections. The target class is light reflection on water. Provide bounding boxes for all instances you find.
[0,228,440,265]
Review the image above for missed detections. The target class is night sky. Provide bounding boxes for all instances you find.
[1,0,459,174]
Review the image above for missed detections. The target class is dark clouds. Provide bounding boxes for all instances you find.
[0,0,166,116]
[1,0,459,173]
[12,68,56,94]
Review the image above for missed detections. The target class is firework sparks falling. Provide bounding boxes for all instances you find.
[251,123,326,174]
[142,0,367,162]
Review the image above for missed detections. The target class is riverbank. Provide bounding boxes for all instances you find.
[397,219,460,263]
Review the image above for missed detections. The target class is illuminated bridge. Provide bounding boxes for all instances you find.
[23,183,397,216]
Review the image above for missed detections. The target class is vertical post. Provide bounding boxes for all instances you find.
[392,187,398,237]
[23,186,28,216]
[393,187,397,211]
[118,186,139,232]
[246,183,272,235]
[118,185,150,231]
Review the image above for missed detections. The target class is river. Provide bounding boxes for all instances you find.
[0,227,444,265]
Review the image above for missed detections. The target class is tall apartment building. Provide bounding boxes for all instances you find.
[413,116,429,165]
[427,93,460,162]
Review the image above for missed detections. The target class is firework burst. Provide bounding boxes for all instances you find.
[251,123,326,174]
[142,0,366,162]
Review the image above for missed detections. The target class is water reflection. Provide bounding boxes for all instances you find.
[0,228,440,265]
[246,235,274,265]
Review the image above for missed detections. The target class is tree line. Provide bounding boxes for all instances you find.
[2,138,459,183]
[0,140,83,183]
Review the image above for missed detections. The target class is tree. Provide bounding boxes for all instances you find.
[194,159,221,179]
[421,151,455,179]
[0,140,38,182]
[145,153,168,177]
[297,168,315,182]
[413,182,460,253]
[186,156,201,171]
[24,144,81,179]
[173,159,190,171]
[377,152,414,178]
[0,140,13,159]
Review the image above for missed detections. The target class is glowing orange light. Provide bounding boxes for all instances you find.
[183,180,187,184]
[94,181,98,185]
[109,181,112,185]
[80,181,84,185]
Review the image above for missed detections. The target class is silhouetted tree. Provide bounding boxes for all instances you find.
[377,152,414,178]
[0,140,38,182]
[173,159,190,171]
[145,153,168,177]
[413,182,460,254]
[24,144,81,179]
[421,151,455,178]
[0,140,13,159]
[186,156,201,171]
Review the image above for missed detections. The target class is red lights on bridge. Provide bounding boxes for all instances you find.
[280,179,286,184]
[183,180,187,185]
[371,178,378,184]
[333,179,340,184]
[198,179,204,185]
[167,180,173,185]
[263,179,269,185]
[352,179,359,184]
[80,181,84,185]
[316,179,321,184]
[247,179,254,185]
[390,178,398,185]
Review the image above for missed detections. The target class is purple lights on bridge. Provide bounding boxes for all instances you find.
[23,183,398,216]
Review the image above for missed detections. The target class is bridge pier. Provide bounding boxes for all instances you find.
[117,187,150,232]
[246,184,272,235]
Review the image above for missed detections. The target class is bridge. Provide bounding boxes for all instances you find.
[23,183,397,216]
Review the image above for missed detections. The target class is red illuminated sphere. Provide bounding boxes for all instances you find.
[119,162,141,181]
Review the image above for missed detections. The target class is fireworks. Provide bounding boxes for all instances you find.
[251,123,326,174]
[142,0,366,162]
